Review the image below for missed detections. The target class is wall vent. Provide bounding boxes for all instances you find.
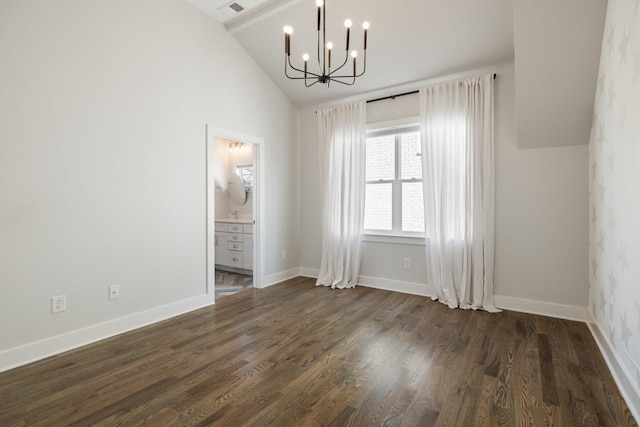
[219,1,245,17]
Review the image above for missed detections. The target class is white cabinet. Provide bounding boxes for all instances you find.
[243,235,253,269]
[214,223,229,266]
[227,223,243,234]
[226,234,243,268]
[215,221,253,272]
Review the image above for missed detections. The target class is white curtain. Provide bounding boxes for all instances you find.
[316,101,366,289]
[420,74,499,312]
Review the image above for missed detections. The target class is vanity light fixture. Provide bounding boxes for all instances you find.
[229,141,246,152]
[283,0,369,87]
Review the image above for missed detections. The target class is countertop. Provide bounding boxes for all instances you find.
[215,218,253,224]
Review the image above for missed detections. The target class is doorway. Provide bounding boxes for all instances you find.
[206,126,263,301]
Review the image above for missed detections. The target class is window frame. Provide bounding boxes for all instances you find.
[364,118,425,241]
[235,163,254,191]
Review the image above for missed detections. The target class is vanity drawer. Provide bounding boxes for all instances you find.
[242,224,254,234]
[228,224,243,233]
[228,253,243,267]
[215,223,228,232]
[228,233,243,242]
[228,241,243,252]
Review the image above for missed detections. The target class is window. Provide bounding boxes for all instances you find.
[235,164,253,191]
[364,126,424,236]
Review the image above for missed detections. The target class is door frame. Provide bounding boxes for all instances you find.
[206,125,264,299]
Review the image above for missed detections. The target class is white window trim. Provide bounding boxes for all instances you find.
[363,233,426,246]
[365,116,421,133]
[364,118,425,239]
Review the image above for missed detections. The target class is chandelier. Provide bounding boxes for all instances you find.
[283,0,369,87]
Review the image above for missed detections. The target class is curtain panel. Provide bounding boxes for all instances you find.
[420,74,499,312]
[316,101,366,289]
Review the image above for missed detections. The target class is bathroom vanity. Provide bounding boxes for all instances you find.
[214,220,253,273]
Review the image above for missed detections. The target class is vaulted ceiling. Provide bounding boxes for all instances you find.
[186,0,607,148]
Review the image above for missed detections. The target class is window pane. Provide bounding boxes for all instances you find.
[364,183,392,230]
[402,182,424,232]
[400,132,422,180]
[366,135,395,181]
[237,166,253,187]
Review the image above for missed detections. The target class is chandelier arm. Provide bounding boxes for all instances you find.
[285,66,321,80]
[327,53,349,76]
[330,52,367,79]
[284,56,294,79]
[287,55,321,77]
[305,78,319,88]
[287,73,322,80]
[355,51,367,77]
[284,56,297,79]
[323,75,357,80]
[326,77,356,86]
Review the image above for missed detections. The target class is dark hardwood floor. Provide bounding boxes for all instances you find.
[0,277,637,426]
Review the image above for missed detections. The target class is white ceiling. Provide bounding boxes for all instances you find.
[186,0,607,148]
[185,0,287,25]
[187,0,515,108]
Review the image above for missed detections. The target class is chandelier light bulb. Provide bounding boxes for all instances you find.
[283,26,293,34]
[344,19,352,28]
[363,22,370,30]
[351,50,358,58]
[327,42,333,50]
[316,0,323,6]
[303,53,309,61]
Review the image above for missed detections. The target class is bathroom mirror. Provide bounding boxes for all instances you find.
[228,172,247,205]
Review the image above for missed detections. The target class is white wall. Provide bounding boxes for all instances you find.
[300,61,589,317]
[513,0,606,149]
[0,0,299,369]
[493,63,589,314]
[588,0,640,419]
[213,138,231,219]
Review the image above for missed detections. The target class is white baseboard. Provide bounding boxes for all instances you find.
[1,268,302,373]
[587,312,640,424]
[302,269,588,321]
[262,268,300,288]
[0,294,213,373]
[299,267,319,278]
[357,275,435,297]
[299,268,435,297]
[493,294,586,321]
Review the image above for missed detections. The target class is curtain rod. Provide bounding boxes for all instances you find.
[315,73,497,111]
[366,90,418,104]
[366,73,497,105]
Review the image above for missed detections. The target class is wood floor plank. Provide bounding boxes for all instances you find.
[537,333,560,406]
[542,403,562,426]
[0,277,637,426]
[472,374,497,427]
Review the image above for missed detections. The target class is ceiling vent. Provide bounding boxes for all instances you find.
[218,1,245,17]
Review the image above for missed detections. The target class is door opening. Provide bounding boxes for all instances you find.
[206,126,263,301]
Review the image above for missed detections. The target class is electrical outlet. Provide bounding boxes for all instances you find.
[109,285,120,300]
[403,257,411,268]
[281,250,287,260]
[51,295,66,313]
